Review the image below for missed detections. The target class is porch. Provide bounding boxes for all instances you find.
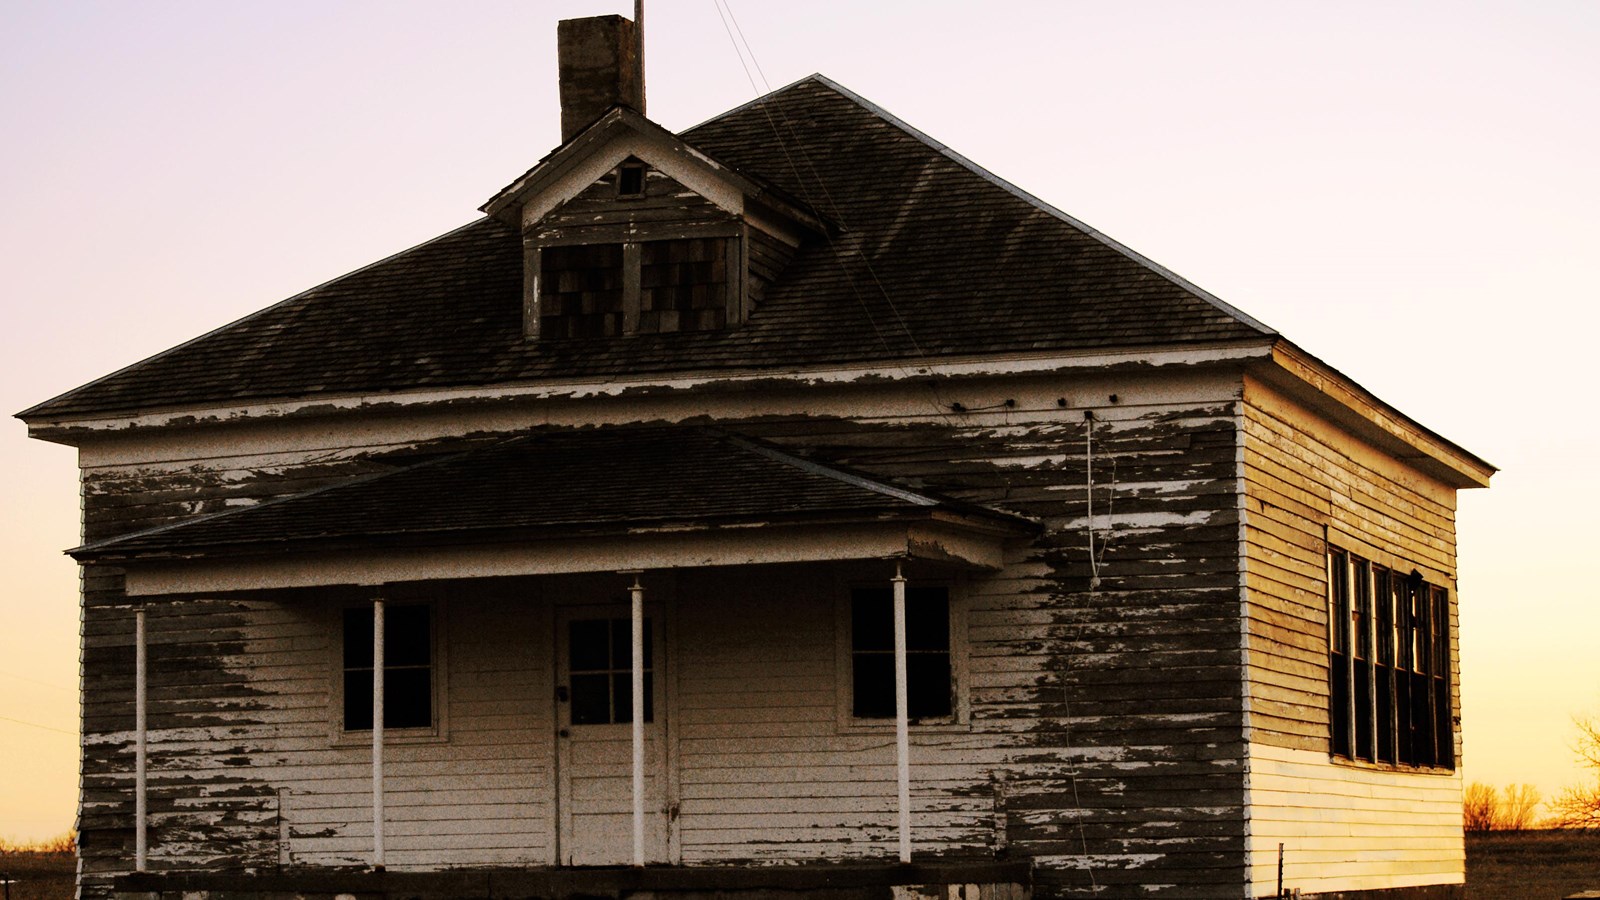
[76,427,1038,878]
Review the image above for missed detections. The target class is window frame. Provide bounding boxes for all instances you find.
[524,161,751,340]
[331,600,449,746]
[565,613,657,727]
[615,162,647,198]
[1326,548,1453,772]
[834,580,970,733]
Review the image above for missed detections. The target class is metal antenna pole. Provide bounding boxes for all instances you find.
[634,0,646,115]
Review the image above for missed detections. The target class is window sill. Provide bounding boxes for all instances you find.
[1329,756,1455,776]
[332,727,448,748]
[838,719,971,735]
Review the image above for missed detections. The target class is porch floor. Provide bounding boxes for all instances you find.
[114,859,1032,900]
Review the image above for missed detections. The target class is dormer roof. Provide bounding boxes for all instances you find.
[481,105,825,236]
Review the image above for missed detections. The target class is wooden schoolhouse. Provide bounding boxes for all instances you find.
[19,13,1492,900]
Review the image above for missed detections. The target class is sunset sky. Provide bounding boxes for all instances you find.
[3,0,1597,842]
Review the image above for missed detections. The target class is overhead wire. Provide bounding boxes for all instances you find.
[0,670,74,693]
[710,0,952,416]
[719,2,926,359]
[0,714,77,736]
[707,9,1102,882]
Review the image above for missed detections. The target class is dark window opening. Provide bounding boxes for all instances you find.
[851,586,951,721]
[343,604,433,731]
[537,238,734,338]
[568,617,654,726]
[1352,558,1373,762]
[617,164,646,197]
[639,238,729,333]
[540,243,625,338]
[1328,550,1452,770]
[1329,551,1351,758]
[1375,567,1396,764]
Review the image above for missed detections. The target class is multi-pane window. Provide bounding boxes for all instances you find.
[568,617,654,726]
[540,243,626,338]
[537,237,735,339]
[850,586,952,721]
[343,604,434,731]
[639,238,730,333]
[1328,549,1454,769]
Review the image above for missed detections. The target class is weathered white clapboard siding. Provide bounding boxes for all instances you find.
[77,591,554,886]
[673,566,992,863]
[1241,376,1463,896]
[1246,744,1463,895]
[74,371,1257,898]
[734,390,1253,898]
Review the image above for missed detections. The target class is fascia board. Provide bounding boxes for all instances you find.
[484,108,758,225]
[1252,340,1495,489]
[26,340,1279,446]
[118,520,1010,596]
[517,130,747,229]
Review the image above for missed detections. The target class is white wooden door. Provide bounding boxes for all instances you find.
[555,605,669,865]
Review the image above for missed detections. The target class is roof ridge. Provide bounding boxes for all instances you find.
[681,73,828,135]
[717,431,937,508]
[16,218,496,422]
[795,74,1278,338]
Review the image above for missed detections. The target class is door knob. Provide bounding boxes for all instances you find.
[558,728,570,738]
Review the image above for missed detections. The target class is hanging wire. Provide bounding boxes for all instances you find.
[1086,412,1098,589]
[1053,409,1109,892]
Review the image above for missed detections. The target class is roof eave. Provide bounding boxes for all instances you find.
[71,503,1036,567]
[1252,338,1495,489]
[21,339,1282,446]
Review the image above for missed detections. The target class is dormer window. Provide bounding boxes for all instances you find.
[535,236,736,338]
[483,114,818,343]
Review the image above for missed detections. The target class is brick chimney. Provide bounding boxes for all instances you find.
[558,15,643,143]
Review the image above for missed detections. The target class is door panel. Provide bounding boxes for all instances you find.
[556,606,668,865]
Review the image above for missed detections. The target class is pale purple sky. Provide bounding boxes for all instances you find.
[3,0,1597,841]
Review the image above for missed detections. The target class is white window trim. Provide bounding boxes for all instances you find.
[834,579,971,734]
[329,599,450,747]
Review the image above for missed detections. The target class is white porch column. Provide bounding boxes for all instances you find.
[892,562,912,863]
[134,605,148,872]
[629,574,647,866]
[372,598,386,870]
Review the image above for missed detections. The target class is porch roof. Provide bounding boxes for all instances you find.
[75,426,1036,595]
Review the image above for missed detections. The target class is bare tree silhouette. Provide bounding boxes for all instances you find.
[1549,716,1600,829]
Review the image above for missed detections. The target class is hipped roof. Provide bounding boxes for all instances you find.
[71,426,1034,563]
[22,75,1272,423]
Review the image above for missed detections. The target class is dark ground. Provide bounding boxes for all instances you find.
[0,850,73,900]
[1466,829,1600,899]
[2,833,1596,899]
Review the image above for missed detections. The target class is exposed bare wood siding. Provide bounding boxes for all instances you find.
[1241,376,1463,895]
[734,383,1251,898]
[530,166,733,243]
[77,581,555,896]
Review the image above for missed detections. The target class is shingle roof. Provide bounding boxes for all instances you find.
[22,76,1272,421]
[70,426,1029,561]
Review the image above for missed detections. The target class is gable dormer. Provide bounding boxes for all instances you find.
[482,15,821,341]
